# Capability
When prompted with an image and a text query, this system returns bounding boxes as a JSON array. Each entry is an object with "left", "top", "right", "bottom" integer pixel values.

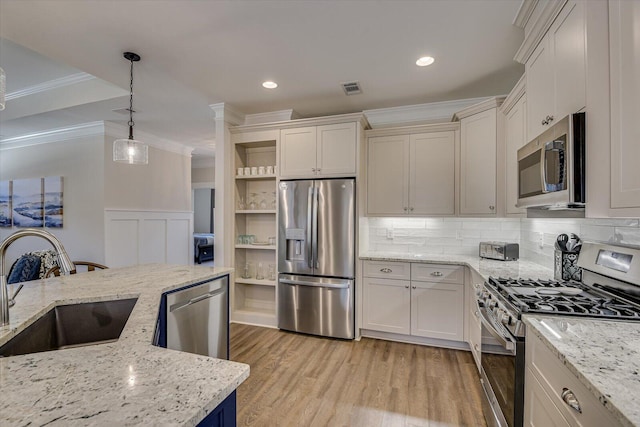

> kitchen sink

[{"left": 0, "top": 298, "right": 138, "bottom": 357}]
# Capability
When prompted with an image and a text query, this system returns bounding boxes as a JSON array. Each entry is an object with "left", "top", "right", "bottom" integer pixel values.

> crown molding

[
  {"left": 513, "top": 0, "right": 538, "bottom": 29},
  {"left": 5, "top": 72, "right": 96, "bottom": 100},
  {"left": 366, "top": 121, "right": 460, "bottom": 138},
  {"left": 243, "top": 109, "right": 302, "bottom": 125},
  {"left": 514, "top": 0, "right": 568, "bottom": 64},
  {"left": 364, "top": 97, "right": 490, "bottom": 128},
  {"left": 501, "top": 75, "right": 526, "bottom": 114},
  {"left": 452, "top": 96, "right": 507, "bottom": 121},
  {"left": 0, "top": 121, "right": 105, "bottom": 150},
  {"left": 230, "top": 112, "right": 369, "bottom": 133},
  {"left": 104, "top": 122, "right": 194, "bottom": 157},
  {"left": 209, "top": 102, "right": 245, "bottom": 126}
]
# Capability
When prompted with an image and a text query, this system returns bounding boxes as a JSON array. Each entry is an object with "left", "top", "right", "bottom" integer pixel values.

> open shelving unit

[{"left": 232, "top": 137, "right": 278, "bottom": 327}]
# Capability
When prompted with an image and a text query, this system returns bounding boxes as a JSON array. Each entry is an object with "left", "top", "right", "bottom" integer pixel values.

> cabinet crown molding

[
  {"left": 501, "top": 75, "right": 526, "bottom": 114},
  {"left": 513, "top": 0, "right": 538, "bottom": 29},
  {"left": 230, "top": 112, "right": 369, "bottom": 133},
  {"left": 365, "top": 121, "right": 459, "bottom": 138},
  {"left": 514, "top": 0, "right": 568, "bottom": 64},
  {"left": 452, "top": 96, "right": 506, "bottom": 121},
  {"left": 243, "top": 109, "right": 302, "bottom": 125}
]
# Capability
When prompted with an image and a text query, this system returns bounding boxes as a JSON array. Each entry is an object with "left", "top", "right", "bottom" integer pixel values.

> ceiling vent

[{"left": 341, "top": 81, "right": 362, "bottom": 96}]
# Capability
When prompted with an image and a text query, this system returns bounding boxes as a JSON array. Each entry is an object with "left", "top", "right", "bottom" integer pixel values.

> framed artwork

[
  {"left": 12, "top": 178, "right": 43, "bottom": 227},
  {"left": 44, "top": 176, "right": 64, "bottom": 228},
  {"left": 0, "top": 180, "right": 11, "bottom": 227}
]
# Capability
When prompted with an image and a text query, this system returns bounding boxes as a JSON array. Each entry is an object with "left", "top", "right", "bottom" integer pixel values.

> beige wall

[
  {"left": 0, "top": 135, "right": 106, "bottom": 265},
  {"left": 104, "top": 138, "right": 192, "bottom": 211},
  {"left": 192, "top": 166, "right": 215, "bottom": 184}
]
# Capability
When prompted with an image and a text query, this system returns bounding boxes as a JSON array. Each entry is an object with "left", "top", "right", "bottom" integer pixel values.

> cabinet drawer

[
  {"left": 527, "top": 332, "right": 617, "bottom": 427},
  {"left": 411, "top": 264, "right": 464, "bottom": 284},
  {"left": 363, "top": 261, "right": 411, "bottom": 280}
]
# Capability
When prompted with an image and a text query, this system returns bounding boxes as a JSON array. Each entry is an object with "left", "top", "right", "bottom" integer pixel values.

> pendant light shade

[
  {"left": 0, "top": 67, "right": 6, "bottom": 111},
  {"left": 113, "top": 52, "right": 147, "bottom": 165}
]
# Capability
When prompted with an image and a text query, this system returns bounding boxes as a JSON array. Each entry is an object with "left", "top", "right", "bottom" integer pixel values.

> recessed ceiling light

[
  {"left": 416, "top": 56, "right": 435, "bottom": 67},
  {"left": 262, "top": 81, "right": 278, "bottom": 89}
]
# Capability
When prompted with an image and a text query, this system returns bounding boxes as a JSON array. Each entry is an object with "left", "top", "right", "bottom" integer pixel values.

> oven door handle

[{"left": 476, "top": 301, "right": 516, "bottom": 353}]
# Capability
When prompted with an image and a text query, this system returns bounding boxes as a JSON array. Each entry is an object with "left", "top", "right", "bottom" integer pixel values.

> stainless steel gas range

[{"left": 476, "top": 242, "right": 640, "bottom": 427}]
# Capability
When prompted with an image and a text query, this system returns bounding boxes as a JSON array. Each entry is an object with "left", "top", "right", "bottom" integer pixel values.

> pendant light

[
  {"left": 113, "top": 52, "right": 148, "bottom": 164},
  {"left": 0, "top": 67, "right": 6, "bottom": 111}
]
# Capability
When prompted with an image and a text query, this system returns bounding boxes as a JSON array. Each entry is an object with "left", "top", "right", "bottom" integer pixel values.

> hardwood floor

[{"left": 230, "top": 323, "right": 488, "bottom": 427}]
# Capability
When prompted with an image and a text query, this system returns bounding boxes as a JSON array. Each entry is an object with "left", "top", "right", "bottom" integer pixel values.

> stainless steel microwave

[{"left": 516, "top": 112, "right": 585, "bottom": 209}]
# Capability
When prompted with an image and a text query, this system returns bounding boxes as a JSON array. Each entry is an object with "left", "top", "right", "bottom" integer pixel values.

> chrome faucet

[{"left": 0, "top": 228, "right": 75, "bottom": 327}]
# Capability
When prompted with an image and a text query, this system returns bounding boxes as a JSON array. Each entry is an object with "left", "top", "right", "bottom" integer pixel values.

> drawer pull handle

[
  {"left": 380, "top": 268, "right": 393, "bottom": 273},
  {"left": 474, "top": 344, "right": 479, "bottom": 351},
  {"left": 561, "top": 388, "right": 582, "bottom": 414},
  {"left": 474, "top": 311, "right": 480, "bottom": 318},
  {"left": 431, "top": 272, "right": 443, "bottom": 277},
  {"left": 405, "top": 285, "right": 410, "bottom": 289}
]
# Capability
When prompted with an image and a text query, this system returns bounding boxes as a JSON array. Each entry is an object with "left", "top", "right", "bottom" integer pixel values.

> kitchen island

[{"left": 0, "top": 264, "right": 249, "bottom": 426}]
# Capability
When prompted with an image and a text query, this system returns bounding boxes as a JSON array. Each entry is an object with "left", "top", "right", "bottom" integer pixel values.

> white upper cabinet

[
  {"left": 280, "top": 122, "right": 357, "bottom": 178},
  {"left": 280, "top": 127, "right": 317, "bottom": 178},
  {"left": 366, "top": 128, "right": 456, "bottom": 216},
  {"left": 502, "top": 79, "right": 527, "bottom": 217},
  {"left": 460, "top": 108, "right": 498, "bottom": 215},
  {"left": 609, "top": 0, "right": 640, "bottom": 209},
  {"left": 367, "top": 135, "right": 409, "bottom": 216},
  {"left": 525, "top": 0, "right": 586, "bottom": 140}
]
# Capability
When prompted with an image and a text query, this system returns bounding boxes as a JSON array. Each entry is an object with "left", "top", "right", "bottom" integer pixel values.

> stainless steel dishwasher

[{"left": 165, "top": 276, "right": 228, "bottom": 359}]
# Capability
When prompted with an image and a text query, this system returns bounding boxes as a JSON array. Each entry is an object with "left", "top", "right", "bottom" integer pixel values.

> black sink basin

[{"left": 0, "top": 298, "right": 138, "bottom": 357}]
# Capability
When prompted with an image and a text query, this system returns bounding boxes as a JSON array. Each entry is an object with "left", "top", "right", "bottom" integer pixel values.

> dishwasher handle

[{"left": 170, "top": 287, "right": 226, "bottom": 312}]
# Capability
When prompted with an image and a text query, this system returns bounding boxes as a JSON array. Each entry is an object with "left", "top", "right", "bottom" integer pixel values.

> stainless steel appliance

[
  {"left": 516, "top": 112, "right": 585, "bottom": 210},
  {"left": 479, "top": 242, "right": 519, "bottom": 261},
  {"left": 477, "top": 242, "right": 640, "bottom": 427},
  {"left": 277, "top": 178, "right": 355, "bottom": 339},
  {"left": 166, "top": 276, "right": 229, "bottom": 359}
]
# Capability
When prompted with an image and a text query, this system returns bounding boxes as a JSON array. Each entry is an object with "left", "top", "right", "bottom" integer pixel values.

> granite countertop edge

[
  {"left": 523, "top": 315, "right": 639, "bottom": 427},
  {"left": 0, "top": 264, "right": 248, "bottom": 427}
]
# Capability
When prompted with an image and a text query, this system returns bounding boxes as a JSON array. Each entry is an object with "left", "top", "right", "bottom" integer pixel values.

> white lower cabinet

[
  {"left": 525, "top": 331, "right": 618, "bottom": 427},
  {"left": 362, "top": 261, "right": 465, "bottom": 343}
]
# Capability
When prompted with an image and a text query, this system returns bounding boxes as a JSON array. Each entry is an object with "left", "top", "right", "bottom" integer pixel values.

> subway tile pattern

[{"left": 362, "top": 217, "right": 640, "bottom": 270}]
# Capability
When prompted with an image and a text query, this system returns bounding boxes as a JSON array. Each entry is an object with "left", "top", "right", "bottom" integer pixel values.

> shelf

[
  {"left": 235, "top": 244, "right": 276, "bottom": 250},
  {"left": 232, "top": 309, "right": 277, "bottom": 327},
  {"left": 235, "top": 174, "right": 276, "bottom": 180},
  {"left": 236, "top": 210, "right": 276, "bottom": 214},
  {"left": 235, "top": 278, "right": 277, "bottom": 287}
]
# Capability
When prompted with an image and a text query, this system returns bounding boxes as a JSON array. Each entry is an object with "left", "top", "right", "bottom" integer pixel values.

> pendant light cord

[{"left": 128, "top": 58, "right": 135, "bottom": 140}]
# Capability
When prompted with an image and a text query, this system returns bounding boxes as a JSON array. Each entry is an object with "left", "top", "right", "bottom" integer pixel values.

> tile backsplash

[{"left": 361, "top": 216, "right": 640, "bottom": 270}]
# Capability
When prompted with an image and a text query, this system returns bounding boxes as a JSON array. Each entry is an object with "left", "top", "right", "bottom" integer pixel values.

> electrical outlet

[
  {"left": 387, "top": 228, "right": 394, "bottom": 239},
  {"left": 538, "top": 232, "right": 545, "bottom": 248}
]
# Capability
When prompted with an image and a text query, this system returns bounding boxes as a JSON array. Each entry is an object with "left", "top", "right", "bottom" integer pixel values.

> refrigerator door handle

[
  {"left": 279, "top": 278, "right": 350, "bottom": 289},
  {"left": 306, "top": 186, "right": 314, "bottom": 269},
  {"left": 312, "top": 186, "right": 319, "bottom": 269}
]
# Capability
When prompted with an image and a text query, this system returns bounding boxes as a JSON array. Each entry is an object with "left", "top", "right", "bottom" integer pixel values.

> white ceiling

[{"left": 0, "top": 0, "right": 524, "bottom": 158}]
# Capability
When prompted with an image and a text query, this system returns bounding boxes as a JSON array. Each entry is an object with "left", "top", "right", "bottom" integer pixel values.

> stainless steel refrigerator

[{"left": 277, "top": 178, "right": 355, "bottom": 339}]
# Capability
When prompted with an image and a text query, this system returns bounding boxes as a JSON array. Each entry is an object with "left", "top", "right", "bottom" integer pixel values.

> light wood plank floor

[{"left": 230, "top": 323, "right": 487, "bottom": 427}]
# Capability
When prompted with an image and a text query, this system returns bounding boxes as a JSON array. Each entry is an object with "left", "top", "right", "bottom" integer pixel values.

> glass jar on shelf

[
  {"left": 259, "top": 191, "right": 268, "bottom": 210},
  {"left": 237, "top": 196, "right": 245, "bottom": 210},
  {"left": 270, "top": 191, "right": 277, "bottom": 209},
  {"left": 248, "top": 193, "right": 258, "bottom": 210},
  {"left": 256, "top": 262, "right": 265, "bottom": 280}
]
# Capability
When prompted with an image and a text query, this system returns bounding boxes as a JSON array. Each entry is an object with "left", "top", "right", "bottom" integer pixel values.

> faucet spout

[{"left": 0, "top": 228, "right": 75, "bottom": 327}]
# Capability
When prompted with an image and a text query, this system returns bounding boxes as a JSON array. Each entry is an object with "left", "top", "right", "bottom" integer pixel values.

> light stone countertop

[
  {"left": 0, "top": 264, "right": 249, "bottom": 427},
  {"left": 524, "top": 316, "right": 640, "bottom": 427},
  {"left": 359, "top": 252, "right": 555, "bottom": 280}
]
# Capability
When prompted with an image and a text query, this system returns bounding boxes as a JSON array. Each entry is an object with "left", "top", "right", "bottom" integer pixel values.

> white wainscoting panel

[{"left": 105, "top": 210, "right": 193, "bottom": 268}]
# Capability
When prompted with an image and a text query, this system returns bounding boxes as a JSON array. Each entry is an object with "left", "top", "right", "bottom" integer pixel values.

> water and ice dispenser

[{"left": 284, "top": 228, "right": 306, "bottom": 262}]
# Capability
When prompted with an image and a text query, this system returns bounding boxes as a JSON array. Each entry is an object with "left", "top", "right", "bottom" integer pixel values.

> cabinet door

[
  {"left": 524, "top": 370, "right": 571, "bottom": 427},
  {"left": 610, "top": 0, "right": 640, "bottom": 209},
  {"left": 367, "top": 135, "right": 409, "bottom": 215},
  {"left": 551, "top": 0, "right": 586, "bottom": 122},
  {"left": 526, "top": 39, "right": 554, "bottom": 140},
  {"left": 460, "top": 108, "right": 497, "bottom": 215},
  {"left": 280, "top": 127, "right": 317, "bottom": 178},
  {"left": 362, "top": 277, "right": 410, "bottom": 334},
  {"left": 410, "top": 281, "right": 464, "bottom": 341},
  {"left": 409, "top": 132, "right": 455, "bottom": 215},
  {"left": 505, "top": 95, "right": 527, "bottom": 216},
  {"left": 316, "top": 122, "right": 357, "bottom": 177}
]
